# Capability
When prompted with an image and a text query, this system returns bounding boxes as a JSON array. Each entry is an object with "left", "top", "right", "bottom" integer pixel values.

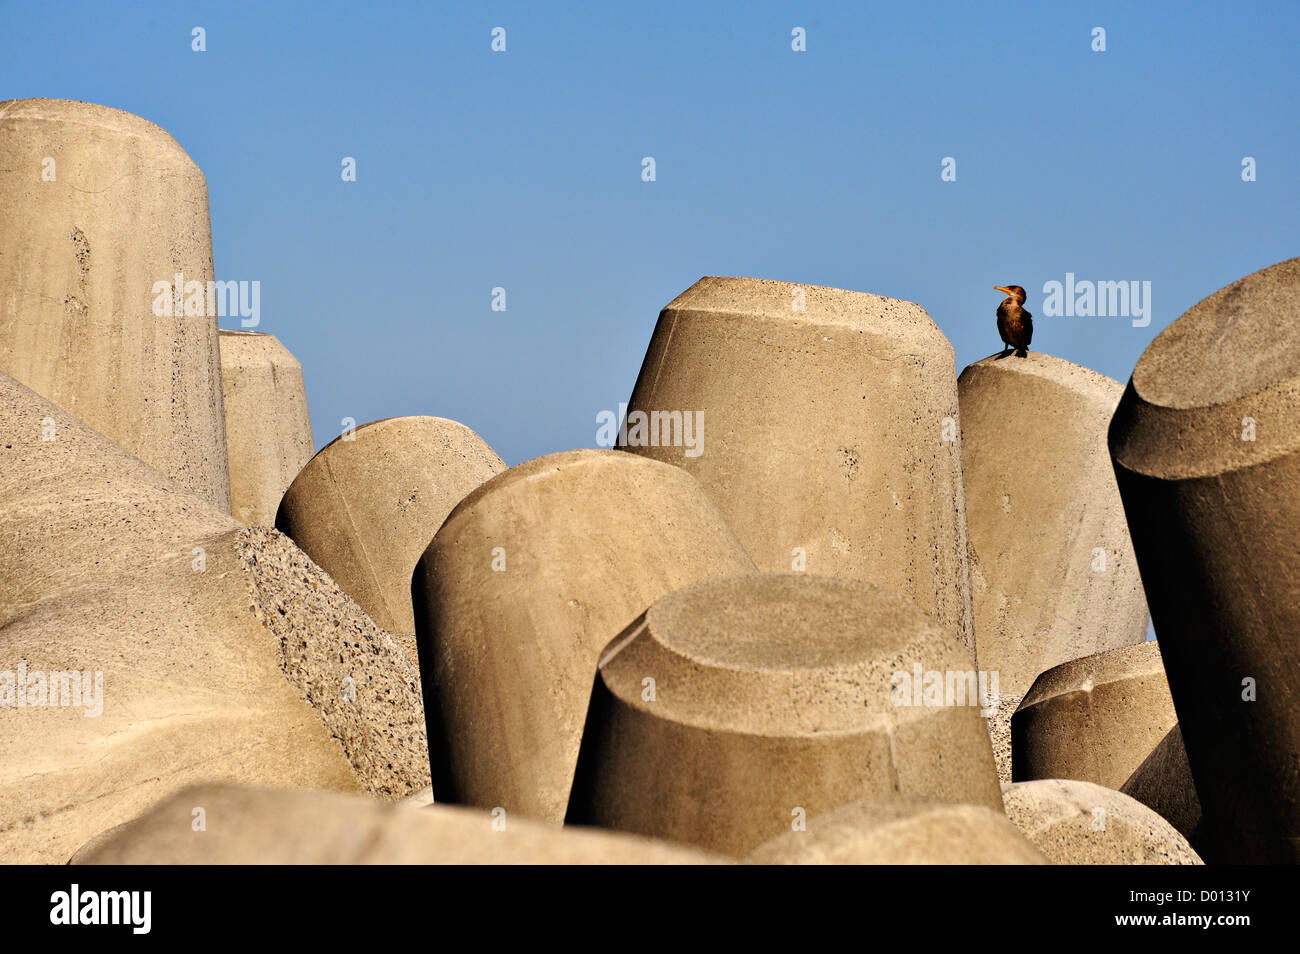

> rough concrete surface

[
  {"left": 1012, "top": 641, "right": 1177, "bottom": 790},
  {"left": 1109, "top": 256, "right": 1300, "bottom": 864},
  {"left": 747, "top": 795, "right": 1048, "bottom": 865},
  {"left": 0, "top": 370, "right": 426, "bottom": 864},
  {"left": 1002, "top": 779, "right": 1202, "bottom": 865},
  {"left": 566, "top": 573, "right": 1003, "bottom": 857},
  {"left": 277, "top": 415, "right": 505, "bottom": 634},
  {"left": 71, "top": 784, "right": 725, "bottom": 864},
  {"left": 0, "top": 98, "right": 230, "bottom": 510},
  {"left": 622, "top": 276, "right": 976, "bottom": 655},
  {"left": 959, "top": 352, "right": 1148, "bottom": 782},
  {"left": 1120, "top": 724, "right": 1202, "bottom": 845},
  {"left": 219, "top": 330, "right": 314, "bottom": 527},
  {"left": 414, "top": 449, "right": 758, "bottom": 823}
]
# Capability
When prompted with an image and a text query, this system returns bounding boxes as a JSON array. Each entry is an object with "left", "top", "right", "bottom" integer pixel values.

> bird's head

[{"left": 995, "top": 285, "right": 1027, "bottom": 303}]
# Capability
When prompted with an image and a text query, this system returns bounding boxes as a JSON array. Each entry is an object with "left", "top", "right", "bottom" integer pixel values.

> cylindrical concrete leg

[
  {"left": 565, "top": 573, "right": 1003, "bottom": 857},
  {"left": 1109, "top": 256, "right": 1300, "bottom": 864},
  {"left": 959, "top": 353, "right": 1148, "bottom": 781},
  {"left": 0, "top": 98, "right": 229, "bottom": 509},
  {"left": 621, "top": 276, "right": 975, "bottom": 653},
  {"left": 747, "top": 796, "right": 1047, "bottom": 864},
  {"left": 1002, "top": 779, "right": 1201, "bottom": 865},
  {"left": 276, "top": 416, "right": 505, "bottom": 634},
  {"left": 1120, "top": 725, "right": 1201, "bottom": 845},
  {"left": 1012, "top": 641, "right": 1176, "bottom": 789},
  {"left": 219, "top": 330, "right": 314, "bottom": 526},
  {"left": 413, "top": 449, "right": 757, "bottom": 823}
]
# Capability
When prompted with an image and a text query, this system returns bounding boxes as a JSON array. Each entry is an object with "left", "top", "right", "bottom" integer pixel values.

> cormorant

[{"left": 994, "top": 285, "right": 1032, "bottom": 358}]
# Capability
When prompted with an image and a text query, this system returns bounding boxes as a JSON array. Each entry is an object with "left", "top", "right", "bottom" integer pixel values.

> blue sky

[{"left": 3, "top": 0, "right": 1297, "bottom": 465}]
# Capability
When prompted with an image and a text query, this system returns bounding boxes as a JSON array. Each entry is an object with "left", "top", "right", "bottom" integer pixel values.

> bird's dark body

[
  {"left": 996, "top": 302, "right": 1033, "bottom": 354},
  {"left": 993, "top": 285, "right": 1032, "bottom": 357}
]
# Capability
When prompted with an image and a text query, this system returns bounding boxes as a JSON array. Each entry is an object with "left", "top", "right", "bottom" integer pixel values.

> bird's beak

[{"left": 994, "top": 286, "right": 1014, "bottom": 296}]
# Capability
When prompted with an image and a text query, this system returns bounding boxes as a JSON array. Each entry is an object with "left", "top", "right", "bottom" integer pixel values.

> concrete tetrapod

[
  {"left": 1108, "top": 256, "right": 1300, "bottom": 864},
  {"left": 747, "top": 796, "right": 1048, "bottom": 865},
  {"left": 565, "top": 574, "right": 1003, "bottom": 858},
  {"left": 1002, "top": 779, "right": 1202, "bottom": 865},
  {"left": 1012, "top": 641, "right": 1177, "bottom": 789},
  {"left": 219, "top": 330, "right": 315, "bottom": 527},
  {"left": 276, "top": 416, "right": 505, "bottom": 636},
  {"left": 0, "top": 371, "right": 427, "bottom": 864},
  {"left": 413, "top": 449, "right": 758, "bottom": 824},
  {"left": 959, "top": 353, "right": 1148, "bottom": 781},
  {"left": 71, "top": 784, "right": 725, "bottom": 865},
  {"left": 0, "top": 98, "right": 229, "bottom": 509},
  {"left": 621, "top": 277, "right": 975, "bottom": 654},
  {"left": 1120, "top": 725, "right": 1202, "bottom": 845}
]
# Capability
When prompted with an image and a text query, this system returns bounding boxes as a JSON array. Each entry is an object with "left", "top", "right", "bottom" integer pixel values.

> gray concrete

[
  {"left": 1109, "top": 255, "right": 1300, "bottom": 863},
  {"left": 0, "top": 98, "right": 229, "bottom": 509}
]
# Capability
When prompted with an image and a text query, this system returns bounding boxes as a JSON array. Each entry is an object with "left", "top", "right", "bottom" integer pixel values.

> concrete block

[
  {"left": 70, "top": 784, "right": 725, "bottom": 864},
  {"left": 747, "top": 796, "right": 1047, "bottom": 864},
  {"left": 566, "top": 573, "right": 1003, "bottom": 857},
  {"left": 621, "top": 277, "right": 975, "bottom": 653},
  {"left": 276, "top": 416, "right": 505, "bottom": 634},
  {"left": 0, "top": 98, "right": 229, "bottom": 509},
  {"left": 0, "top": 371, "right": 426, "bottom": 864},
  {"left": 1109, "top": 256, "right": 1300, "bottom": 863},
  {"left": 413, "top": 449, "right": 757, "bottom": 823},
  {"left": 1012, "top": 641, "right": 1176, "bottom": 790},
  {"left": 959, "top": 352, "right": 1148, "bottom": 781},
  {"left": 219, "top": 330, "right": 314, "bottom": 526},
  {"left": 1003, "top": 779, "right": 1202, "bottom": 865}
]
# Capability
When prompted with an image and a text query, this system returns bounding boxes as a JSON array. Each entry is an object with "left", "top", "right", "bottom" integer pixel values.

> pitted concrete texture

[
  {"left": 219, "top": 330, "right": 314, "bottom": 527},
  {"left": 70, "top": 784, "right": 725, "bottom": 864},
  {"left": 1002, "top": 779, "right": 1202, "bottom": 865},
  {"left": 1120, "top": 724, "right": 1202, "bottom": 845},
  {"left": 0, "top": 371, "right": 426, "bottom": 864},
  {"left": 0, "top": 98, "right": 229, "bottom": 510},
  {"left": 1109, "top": 256, "right": 1300, "bottom": 864},
  {"left": 747, "top": 795, "right": 1048, "bottom": 865},
  {"left": 959, "top": 352, "right": 1148, "bottom": 782},
  {"left": 621, "top": 277, "right": 975, "bottom": 654},
  {"left": 277, "top": 416, "right": 505, "bottom": 634},
  {"left": 565, "top": 573, "right": 1003, "bottom": 858},
  {"left": 414, "top": 449, "right": 757, "bottom": 824},
  {"left": 1012, "top": 641, "right": 1177, "bottom": 791}
]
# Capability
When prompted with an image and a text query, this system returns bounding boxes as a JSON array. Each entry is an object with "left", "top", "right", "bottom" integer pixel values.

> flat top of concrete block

[
  {"left": 664, "top": 275, "right": 950, "bottom": 346},
  {"left": 960, "top": 351, "right": 1123, "bottom": 406},
  {"left": 0, "top": 98, "right": 198, "bottom": 169},
  {"left": 1134, "top": 256, "right": 1300, "bottom": 409},
  {"left": 1017, "top": 640, "right": 1164, "bottom": 711},
  {"left": 600, "top": 572, "right": 970, "bottom": 734},
  {"left": 641, "top": 572, "right": 928, "bottom": 672}
]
